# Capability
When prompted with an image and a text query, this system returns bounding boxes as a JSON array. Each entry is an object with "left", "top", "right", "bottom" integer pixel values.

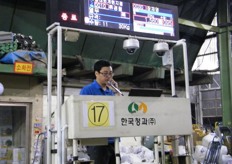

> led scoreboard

[
  {"left": 133, "top": 3, "right": 175, "bottom": 37},
  {"left": 47, "top": 0, "right": 179, "bottom": 40},
  {"left": 84, "top": 0, "right": 131, "bottom": 31}
]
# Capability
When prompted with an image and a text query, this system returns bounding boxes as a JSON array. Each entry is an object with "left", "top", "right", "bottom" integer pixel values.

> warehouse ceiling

[{"left": 0, "top": 0, "right": 219, "bottom": 87}]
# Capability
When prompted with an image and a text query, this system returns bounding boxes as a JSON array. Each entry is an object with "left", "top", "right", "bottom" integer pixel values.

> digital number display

[
  {"left": 47, "top": 0, "right": 179, "bottom": 40},
  {"left": 132, "top": 3, "right": 175, "bottom": 37},
  {"left": 56, "top": 0, "right": 81, "bottom": 24},
  {"left": 84, "top": 0, "right": 131, "bottom": 31}
]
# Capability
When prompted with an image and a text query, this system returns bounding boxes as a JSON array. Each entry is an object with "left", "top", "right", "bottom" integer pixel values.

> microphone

[{"left": 107, "top": 81, "right": 124, "bottom": 96}]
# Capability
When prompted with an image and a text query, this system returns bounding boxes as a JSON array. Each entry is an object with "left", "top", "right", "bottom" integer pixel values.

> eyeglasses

[{"left": 99, "top": 72, "right": 114, "bottom": 77}]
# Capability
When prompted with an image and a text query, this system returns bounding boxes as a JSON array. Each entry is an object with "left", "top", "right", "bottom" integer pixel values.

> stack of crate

[{"left": 0, "top": 31, "right": 17, "bottom": 59}]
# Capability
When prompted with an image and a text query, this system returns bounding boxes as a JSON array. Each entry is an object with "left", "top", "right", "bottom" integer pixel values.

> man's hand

[
  {"left": 108, "top": 79, "right": 118, "bottom": 88},
  {"left": 107, "top": 79, "right": 121, "bottom": 95}
]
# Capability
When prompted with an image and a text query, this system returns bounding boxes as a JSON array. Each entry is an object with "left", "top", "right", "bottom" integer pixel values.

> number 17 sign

[{"left": 82, "top": 101, "right": 115, "bottom": 128}]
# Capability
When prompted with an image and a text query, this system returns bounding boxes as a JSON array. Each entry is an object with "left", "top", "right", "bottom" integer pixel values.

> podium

[{"left": 62, "top": 95, "right": 192, "bottom": 139}]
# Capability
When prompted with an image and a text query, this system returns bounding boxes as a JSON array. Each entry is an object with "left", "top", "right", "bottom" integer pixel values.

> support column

[{"left": 217, "top": 0, "right": 232, "bottom": 127}]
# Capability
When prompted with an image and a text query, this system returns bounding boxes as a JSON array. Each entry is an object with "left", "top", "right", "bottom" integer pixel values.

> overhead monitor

[
  {"left": 46, "top": 0, "right": 179, "bottom": 40},
  {"left": 132, "top": 1, "right": 176, "bottom": 38},
  {"left": 84, "top": 0, "right": 131, "bottom": 31}
]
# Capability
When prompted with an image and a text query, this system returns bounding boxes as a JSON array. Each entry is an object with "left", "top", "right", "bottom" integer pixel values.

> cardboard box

[
  {"left": 12, "top": 148, "right": 25, "bottom": 162},
  {"left": 0, "top": 148, "right": 12, "bottom": 160}
]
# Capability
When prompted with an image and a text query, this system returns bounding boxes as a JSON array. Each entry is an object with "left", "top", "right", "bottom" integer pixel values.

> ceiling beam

[
  {"left": 178, "top": 18, "right": 220, "bottom": 33},
  {"left": 113, "top": 63, "right": 134, "bottom": 78},
  {"left": 132, "top": 68, "right": 165, "bottom": 82}
]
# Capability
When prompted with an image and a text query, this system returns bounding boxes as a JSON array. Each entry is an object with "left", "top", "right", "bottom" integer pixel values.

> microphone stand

[
  {"left": 108, "top": 82, "right": 124, "bottom": 96},
  {"left": 111, "top": 85, "right": 124, "bottom": 96},
  {"left": 108, "top": 81, "right": 123, "bottom": 164}
]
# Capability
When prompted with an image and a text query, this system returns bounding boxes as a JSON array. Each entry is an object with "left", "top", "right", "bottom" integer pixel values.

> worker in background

[{"left": 80, "top": 59, "right": 120, "bottom": 164}]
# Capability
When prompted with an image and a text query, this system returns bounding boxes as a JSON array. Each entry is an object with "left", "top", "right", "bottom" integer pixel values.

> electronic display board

[
  {"left": 46, "top": 0, "right": 179, "bottom": 40},
  {"left": 84, "top": 0, "right": 131, "bottom": 31},
  {"left": 46, "top": 0, "right": 81, "bottom": 27},
  {"left": 133, "top": 3, "right": 175, "bottom": 37}
]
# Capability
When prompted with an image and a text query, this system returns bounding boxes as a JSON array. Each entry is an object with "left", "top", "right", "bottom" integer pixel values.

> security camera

[
  {"left": 153, "top": 42, "right": 169, "bottom": 57},
  {"left": 123, "top": 38, "right": 140, "bottom": 55}
]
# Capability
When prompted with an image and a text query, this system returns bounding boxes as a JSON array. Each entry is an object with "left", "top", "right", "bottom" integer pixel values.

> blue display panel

[{"left": 84, "top": 0, "right": 131, "bottom": 31}]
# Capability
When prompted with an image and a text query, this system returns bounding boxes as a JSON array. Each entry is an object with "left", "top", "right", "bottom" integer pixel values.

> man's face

[{"left": 95, "top": 66, "right": 113, "bottom": 85}]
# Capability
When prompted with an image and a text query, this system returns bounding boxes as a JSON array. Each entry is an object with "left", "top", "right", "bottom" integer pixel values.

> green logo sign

[{"left": 128, "top": 102, "right": 148, "bottom": 114}]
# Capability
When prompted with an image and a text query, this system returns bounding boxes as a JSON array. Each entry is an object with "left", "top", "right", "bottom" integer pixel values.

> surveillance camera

[
  {"left": 153, "top": 42, "right": 169, "bottom": 57},
  {"left": 123, "top": 38, "right": 140, "bottom": 55}
]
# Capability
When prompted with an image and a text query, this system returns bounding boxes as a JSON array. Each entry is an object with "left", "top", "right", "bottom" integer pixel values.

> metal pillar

[
  {"left": 218, "top": 0, "right": 232, "bottom": 127},
  {"left": 171, "top": 40, "right": 192, "bottom": 164}
]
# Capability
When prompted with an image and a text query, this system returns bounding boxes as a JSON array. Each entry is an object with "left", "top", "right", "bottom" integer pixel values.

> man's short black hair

[{"left": 94, "top": 60, "right": 112, "bottom": 72}]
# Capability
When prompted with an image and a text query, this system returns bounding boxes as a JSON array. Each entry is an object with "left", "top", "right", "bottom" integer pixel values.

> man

[
  {"left": 80, "top": 59, "right": 119, "bottom": 164},
  {"left": 80, "top": 59, "right": 118, "bottom": 96}
]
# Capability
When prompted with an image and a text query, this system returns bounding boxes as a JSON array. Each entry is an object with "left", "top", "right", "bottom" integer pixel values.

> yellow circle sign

[{"left": 87, "top": 102, "right": 110, "bottom": 127}]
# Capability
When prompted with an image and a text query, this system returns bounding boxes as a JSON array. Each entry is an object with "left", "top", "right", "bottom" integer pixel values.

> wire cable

[
  {"left": 9, "top": 0, "right": 18, "bottom": 31},
  {"left": 32, "top": 132, "right": 46, "bottom": 164}
]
